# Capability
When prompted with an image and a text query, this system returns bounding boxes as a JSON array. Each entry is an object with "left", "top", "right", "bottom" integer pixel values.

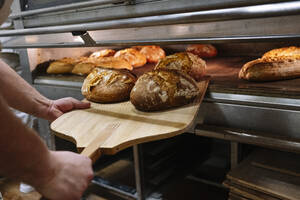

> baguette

[{"left": 239, "top": 46, "right": 300, "bottom": 81}]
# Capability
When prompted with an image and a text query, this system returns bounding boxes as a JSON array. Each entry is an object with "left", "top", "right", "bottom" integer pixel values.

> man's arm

[
  {"left": 0, "top": 59, "right": 90, "bottom": 121},
  {"left": 0, "top": 93, "right": 93, "bottom": 200}
]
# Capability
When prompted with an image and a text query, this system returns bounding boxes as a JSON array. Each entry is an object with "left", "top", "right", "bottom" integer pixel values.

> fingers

[{"left": 69, "top": 98, "right": 90, "bottom": 109}]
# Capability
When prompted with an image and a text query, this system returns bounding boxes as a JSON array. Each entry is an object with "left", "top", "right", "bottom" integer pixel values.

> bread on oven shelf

[{"left": 239, "top": 46, "right": 300, "bottom": 82}]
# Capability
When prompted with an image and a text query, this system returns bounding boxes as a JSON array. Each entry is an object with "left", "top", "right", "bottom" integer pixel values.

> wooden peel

[
  {"left": 50, "top": 79, "right": 209, "bottom": 162},
  {"left": 40, "top": 79, "right": 208, "bottom": 200}
]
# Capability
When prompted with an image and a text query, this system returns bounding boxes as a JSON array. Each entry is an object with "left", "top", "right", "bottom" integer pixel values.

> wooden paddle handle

[
  {"left": 40, "top": 143, "right": 102, "bottom": 200},
  {"left": 80, "top": 140, "right": 102, "bottom": 164}
]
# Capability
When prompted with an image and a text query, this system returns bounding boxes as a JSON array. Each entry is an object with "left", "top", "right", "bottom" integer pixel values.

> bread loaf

[
  {"left": 130, "top": 69, "right": 200, "bottom": 111},
  {"left": 239, "top": 46, "right": 300, "bottom": 81},
  {"left": 132, "top": 45, "right": 166, "bottom": 63},
  {"left": 89, "top": 49, "right": 116, "bottom": 58},
  {"left": 154, "top": 52, "right": 206, "bottom": 81},
  {"left": 72, "top": 57, "right": 133, "bottom": 75},
  {"left": 47, "top": 57, "right": 85, "bottom": 74},
  {"left": 114, "top": 48, "right": 147, "bottom": 68},
  {"left": 82, "top": 67, "right": 136, "bottom": 103},
  {"left": 186, "top": 44, "right": 217, "bottom": 58}
]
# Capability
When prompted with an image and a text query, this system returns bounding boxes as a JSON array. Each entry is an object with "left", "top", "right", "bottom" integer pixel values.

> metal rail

[
  {"left": 9, "top": 0, "right": 126, "bottom": 19},
  {"left": 1, "top": 1, "right": 300, "bottom": 37},
  {"left": 3, "top": 34, "right": 300, "bottom": 49},
  {"left": 194, "top": 125, "right": 300, "bottom": 154}
]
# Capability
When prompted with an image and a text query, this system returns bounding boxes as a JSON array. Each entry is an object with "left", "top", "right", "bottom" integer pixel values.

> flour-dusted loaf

[
  {"left": 239, "top": 46, "right": 300, "bottom": 81},
  {"left": 82, "top": 67, "right": 136, "bottom": 103},
  {"left": 130, "top": 69, "right": 200, "bottom": 111},
  {"left": 154, "top": 52, "right": 206, "bottom": 81}
]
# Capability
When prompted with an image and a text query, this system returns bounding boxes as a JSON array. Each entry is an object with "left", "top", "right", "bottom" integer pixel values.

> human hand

[
  {"left": 47, "top": 97, "right": 90, "bottom": 121},
  {"left": 36, "top": 151, "right": 93, "bottom": 200}
]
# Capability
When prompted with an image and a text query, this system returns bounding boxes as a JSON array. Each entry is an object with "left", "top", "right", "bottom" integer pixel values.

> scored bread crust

[
  {"left": 135, "top": 45, "right": 166, "bottom": 63},
  {"left": 262, "top": 46, "right": 300, "bottom": 61},
  {"left": 82, "top": 68, "right": 136, "bottom": 103},
  {"left": 114, "top": 48, "right": 147, "bottom": 68},
  {"left": 239, "top": 58, "right": 300, "bottom": 81},
  {"left": 154, "top": 52, "right": 206, "bottom": 81},
  {"left": 130, "top": 69, "right": 200, "bottom": 111},
  {"left": 239, "top": 46, "right": 300, "bottom": 81},
  {"left": 89, "top": 49, "right": 116, "bottom": 59},
  {"left": 72, "top": 57, "right": 133, "bottom": 75}
]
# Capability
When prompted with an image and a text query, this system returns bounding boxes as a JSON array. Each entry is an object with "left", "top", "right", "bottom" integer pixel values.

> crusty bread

[
  {"left": 114, "top": 48, "right": 147, "bottom": 68},
  {"left": 91, "top": 57, "right": 133, "bottom": 70},
  {"left": 47, "top": 57, "right": 85, "bottom": 74},
  {"left": 262, "top": 46, "right": 300, "bottom": 61},
  {"left": 72, "top": 57, "right": 133, "bottom": 75},
  {"left": 130, "top": 69, "right": 200, "bottom": 111},
  {"left": 186, "top": 44, "right": 217, "bottom": 58},
  {"left": 132, "top": 45, "right": 166, "bottom": 63},
  {"left": 239, "top": 46, "right": 300, "bottom": 81},
  {"left": 154, "top": 52, "right": 206, "bottom": 81},
  {"left": 89, "top": 49, "right": 116, "bottom": 59},
  {"left": 82, "top": 67, "right": 136, "bottom": 103},
  {"left": 72, "top": 61, "right": 96, "bottom": 75}
]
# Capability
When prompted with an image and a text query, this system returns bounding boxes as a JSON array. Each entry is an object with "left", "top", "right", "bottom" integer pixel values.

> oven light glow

[{"left": 73, "top": 36, "right": 84, "bottom": 43}]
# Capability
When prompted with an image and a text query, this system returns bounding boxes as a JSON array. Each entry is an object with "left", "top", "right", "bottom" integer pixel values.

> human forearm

[
  {"left": 0, "top": 93, "right": 54, "bottom": 186},
  {"left": 0, "top": 59, "right": 51, "bottom": 119}
]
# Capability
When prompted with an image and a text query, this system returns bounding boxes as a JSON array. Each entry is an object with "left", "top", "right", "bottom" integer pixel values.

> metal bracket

[
  {"left": 72, "top": 31, "right": 96, "bottom": 46},
  {"left": 126, "top": 0, "right": 136, "bottom": 5}
]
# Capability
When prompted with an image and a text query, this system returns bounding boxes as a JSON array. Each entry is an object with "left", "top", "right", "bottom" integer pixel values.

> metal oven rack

[{"left": 2, "top": 0, "right": 300, "bottom": 199}]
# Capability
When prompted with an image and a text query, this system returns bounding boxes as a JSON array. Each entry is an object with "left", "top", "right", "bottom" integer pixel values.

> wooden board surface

[
  {"left": 250, "top": 149, "right": 300, "bottom": 177},
  {"left": 226, "top": 152, "right": 300, "bottom": 200},
  {"left": 224, "top": 180, "right": 280, "bottom": 200},
  {"left": 51, "top": 79, "right": 209, "bottom": 155}
]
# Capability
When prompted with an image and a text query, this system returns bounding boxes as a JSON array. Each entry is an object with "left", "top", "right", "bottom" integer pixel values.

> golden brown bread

[
  {"left": 239, "top": 46, "right": 300, "bottom": 81},
  {"left": 154, "top": 52, "right": 206, "bottom": 81},
  {"left": 186, "top": 44, "right": 217, "bottom": 58},
  {"left": 262, "top": 46, "right": 300, "bottom": 61},
  {"left": 132, "top": 45, "right": 166, "bottom": 63},
  {"left": 114, "top": 48, "right": 147, "bottom": 68},
  {"left": 72, "top": 57, "right": 133, "bottom": 75},
  {"left": 47, "top": 57, "right": 85, "bottom": 74},
  {"left": 89, "top": 49, "right": 116, "bottom": 59},
  {"left": 130, "top": 69, "right": 200, "bottom": 111},
  {"left": 82, "top": 67, "right": 136, "bottom": 103}
]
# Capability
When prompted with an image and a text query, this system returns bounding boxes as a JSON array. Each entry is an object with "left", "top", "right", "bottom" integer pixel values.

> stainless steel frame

[
  {"left": 9, "top": 0, "right": 127, "bottom": 19},
  {"left": 2, "top": 1, "right": 300, "bottom": 37},
  {"left": 3, "top": 0, "right": 300, "bottom": 199}
]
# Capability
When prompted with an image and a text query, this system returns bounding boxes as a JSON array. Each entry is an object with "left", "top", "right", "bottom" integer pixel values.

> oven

[{"left": 1, "top": 0, "right": 300, "bottom": 199}]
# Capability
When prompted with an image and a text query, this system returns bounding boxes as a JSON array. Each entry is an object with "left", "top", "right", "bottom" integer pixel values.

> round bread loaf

[
  {"left": 130, "top": 69, "right": 200, "bottom": 111},
  {"left": 82, "top": 67, "right": 136, "bottom": 103},
  {"left": 114, "top": 48, "right": 147, "bottom": 68},
  {"left": 154, "top": 52, "right": 206, "bottom": 81},
  {"left": 186, "top": 44, "right": 217, "bottom": 58}
]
